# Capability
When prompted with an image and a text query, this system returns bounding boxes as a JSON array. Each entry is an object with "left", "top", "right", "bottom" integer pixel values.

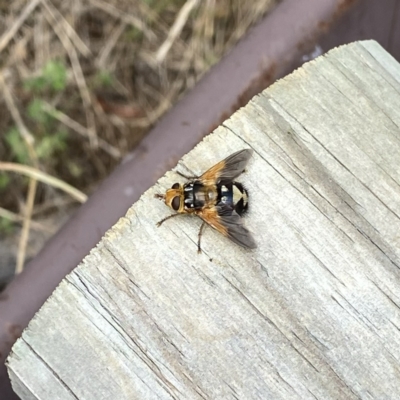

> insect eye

[
  {"left": 171, "top": 183, "right": 180, "bottom": 189},
  {"left": 171, "top": 196, "right": 180, "bottom": 211}
]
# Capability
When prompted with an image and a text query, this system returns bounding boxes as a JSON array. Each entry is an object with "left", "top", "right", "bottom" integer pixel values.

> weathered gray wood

[{"left": 7, "top": 40, "right": 400, "bottom": 399}]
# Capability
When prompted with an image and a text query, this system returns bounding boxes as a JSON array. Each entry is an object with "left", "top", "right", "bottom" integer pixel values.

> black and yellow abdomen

[{"left": 217, "top": 182, "right": 248, "bottom": 215}]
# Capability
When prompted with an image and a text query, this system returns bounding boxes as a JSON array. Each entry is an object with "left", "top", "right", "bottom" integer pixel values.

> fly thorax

[
  {"left": 183, "top": 182, "right": 195, "bottom": 209},
  {"left": 184, "top": 181, "right": 207, "bottom": 210},
  {"left": 192, "top": 182, "right": 209, "bottom": 209},
  {"left": 207, "top": 188, "right": 216, "bottom": 202}
]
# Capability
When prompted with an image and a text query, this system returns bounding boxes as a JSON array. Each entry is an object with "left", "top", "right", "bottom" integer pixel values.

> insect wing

[
  {"left": 200, "top": 149, "right": 253, "bottom": 185},
  {"left": 199, "top": 205, "right": 256, "bottom": 249},
  {"left": 217, "top": 205, "right": 257, "bottom": 249}
]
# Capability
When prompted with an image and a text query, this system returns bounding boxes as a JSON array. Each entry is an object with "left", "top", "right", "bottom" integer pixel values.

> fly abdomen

[{"left": 217, "top": 182, "right": 248, "bottom": 215}]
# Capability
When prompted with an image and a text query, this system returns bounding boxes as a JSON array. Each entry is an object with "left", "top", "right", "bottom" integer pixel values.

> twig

[
  {"left": 96, "top": 21, "right": 127, "bottom": 68},
  {"left": 88, "top": 0, "right": 156, "bottom": 41},
  {"left": 125, "top": 79, "right": 184, "bottom": 128},
  {"left": 40, "top": 0, "right": 92, "bottom": 58},
  {"left": 204, "top": 0, "right": 216, "bottom": 40},
  {"left": 42, "top": 3, "right": 98, "bottom": 148},
  {"left": 31, "top": 195, "right": 76, "bottom": 216},
  {"left": 70, "top": 47, "right": 98, "bottom": 147},
  {"left": 0, "top": 206, "right": 53, "bottom": 233},
  {"left": 16, "top": 177, "right": 37, "bottom": 274},
  {"left": 0, "top": 71, "right": 39, "bottom": 274},
  {"left": 155, "top": 0, "right": 200, "bottom": 64},
  {"left": 0, "top": 162, "right": 88, "bottom": 203},
  {"left": 0, "top": 0, "right": 41, "bottom": 54},
  {"left": 34, "top": 11, "right": 47, "bottom": 70},
  {"left": 42, "top": 101, "right": 121, "bottom": 159},
  {"left": 0, "top": 72, "right": 35, "bottom": 154}
]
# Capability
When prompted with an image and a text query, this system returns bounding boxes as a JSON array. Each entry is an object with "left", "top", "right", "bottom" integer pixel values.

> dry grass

[{"left": 0, "top": 0, "right": 278, "bottom": 278}]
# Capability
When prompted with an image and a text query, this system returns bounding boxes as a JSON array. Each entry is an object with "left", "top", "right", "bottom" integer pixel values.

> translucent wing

[
  {"left": 200, "top": 149, "right": 253, "bottom": 186},
  {"left": 199, "top": 205, "right": 257, "bottom": 249}
]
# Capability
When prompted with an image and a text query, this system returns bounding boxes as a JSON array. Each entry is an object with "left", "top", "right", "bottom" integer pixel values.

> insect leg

[
  {"left": 175, "top": 170, "right": 198, "bottom": 180},
  {"left": 156, "top": 213, "right": 181, "bottom": 227},
  {"left": 197, "top": 221, "right": 207, "bottom": 254}
]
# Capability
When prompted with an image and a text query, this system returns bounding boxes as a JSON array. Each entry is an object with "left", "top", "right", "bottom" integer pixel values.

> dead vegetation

[{"left": 0, "top": 0, "right": 278, "bottom": 280}]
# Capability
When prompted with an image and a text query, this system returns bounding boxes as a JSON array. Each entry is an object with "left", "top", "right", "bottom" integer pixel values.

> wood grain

[{"left": 7, "top": 40, "right": 400, "bottom": 399}]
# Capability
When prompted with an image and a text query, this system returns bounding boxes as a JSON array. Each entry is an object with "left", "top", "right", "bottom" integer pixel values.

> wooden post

[{"left": 7, "top": 40, "right": 400, "bottom": 399}]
